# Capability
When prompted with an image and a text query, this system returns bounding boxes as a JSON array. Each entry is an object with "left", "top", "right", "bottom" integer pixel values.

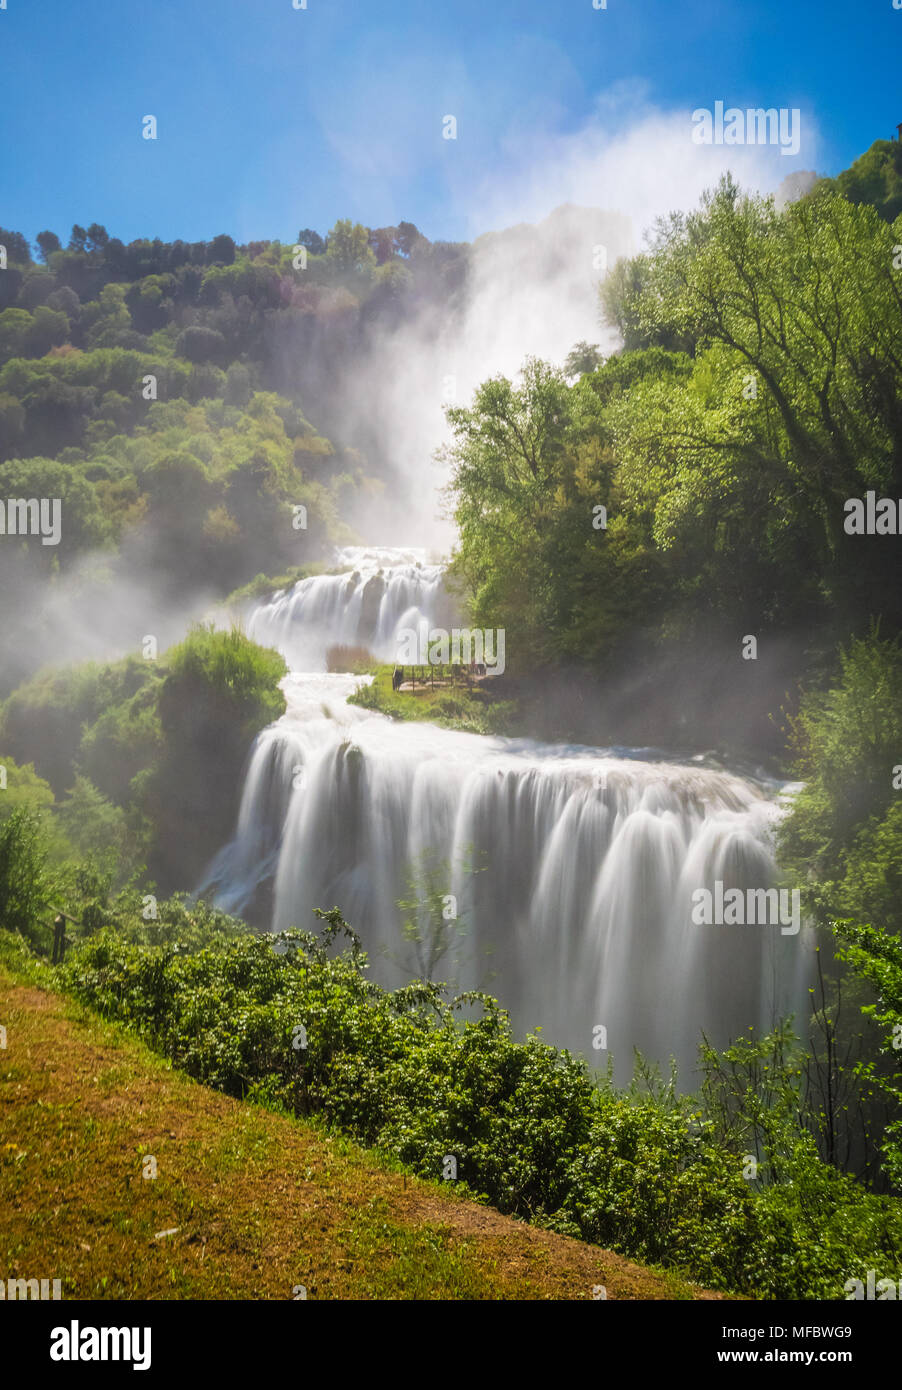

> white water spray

[
  {"left": 208, "top": 549, "right": 811, "bottom": 1080},
  {"left": 247, "top": 546, "right": 447, "bottom": 669}
]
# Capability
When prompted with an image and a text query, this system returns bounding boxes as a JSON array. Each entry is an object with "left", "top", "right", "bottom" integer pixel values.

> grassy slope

[{"left": 0, "top": 958, "right": 722, "bottom": 1301}]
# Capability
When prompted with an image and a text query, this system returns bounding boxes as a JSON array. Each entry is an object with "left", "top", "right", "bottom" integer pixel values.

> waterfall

[
  {"left": 246, "top": 546, "right": 447, "bottom": 670},
  {"left": 206, "top": 549, "right": 811, "bottom": 1082}
]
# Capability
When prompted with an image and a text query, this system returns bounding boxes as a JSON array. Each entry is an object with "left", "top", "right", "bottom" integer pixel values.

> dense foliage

[
  {"left": 0, "top": 809, "right": 49, "bottom": 945},
  {"left": 444, "top": 170, "right": 902, "bottom": 753},
  {"left": 0, "top": 624, "right": 286, "bottom": 893},
  {"left": 833, "top": 919, "right": 902, "bottom": 1188},
  {"left": 830, "top": 138, "right": 902, "bottom": 224},
  {"left": 779, "top": 630, "right": 902, "bottom": 934},
  {"left": 0, "top": 217, "right": 470, "bottom": 695},
  {"left": 50, "top": 908, "right": 902, "bottom": 1300}
]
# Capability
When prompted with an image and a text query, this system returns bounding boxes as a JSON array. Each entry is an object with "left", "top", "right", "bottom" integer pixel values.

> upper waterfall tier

[{"left": 246, "top": 546, "right": 448, "bottom": 670}]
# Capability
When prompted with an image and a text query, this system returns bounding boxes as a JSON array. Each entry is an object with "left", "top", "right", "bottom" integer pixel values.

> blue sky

[{"left": 1, "top": 0, "right": 900, "bottom": 249}]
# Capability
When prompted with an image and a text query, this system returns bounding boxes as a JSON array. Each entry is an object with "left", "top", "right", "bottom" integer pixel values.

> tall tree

[
  {"left": 325, "top": 219, "right": 375, "bottom": 274},
  {"left": 0, "top": 228, "right": 32, "bottom": 264},
  {"left": 86, "top": 223, "right": 110, "bottom": 253},
  {"left": 35, "top": 230, "right": 61, "bottom": 263},
  {"left": 207, "top": 233, "right": 236, "bottom": 266},
  {"left": 297, "top": 228, "right": 326, "bottom": 256}
]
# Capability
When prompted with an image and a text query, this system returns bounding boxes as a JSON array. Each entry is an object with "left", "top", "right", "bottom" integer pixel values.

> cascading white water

[
  {"left": 207, "top": 548, "right": 811, "bottom": 1081},
  {"left": 247, "top": 546, "right": 446, "bottom": 670}
]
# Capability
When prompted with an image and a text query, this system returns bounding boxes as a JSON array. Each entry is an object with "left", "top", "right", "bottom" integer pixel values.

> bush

[
  {"left": 778, "top": 629, "right": 902, "bottom": 928},
  {"left": 0, "top": 809, "right": 50, "bottom": 948},
  {"left": 144, "top": 624, "right": 287, "bottom": 890},
  {"left": 56, "top": 906, "right": 902, "bottom": 1298}
]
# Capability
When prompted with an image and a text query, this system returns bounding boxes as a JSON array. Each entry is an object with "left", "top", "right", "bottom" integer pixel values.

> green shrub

[
  {"left": 56, "top": 906, "right": 902, "bottom": 1298},
  {"left": 0, "top": 809, "right": 51, "bottom": 949}
]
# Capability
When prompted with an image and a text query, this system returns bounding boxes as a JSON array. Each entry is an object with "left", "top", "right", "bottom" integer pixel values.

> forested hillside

[
  {"left": 443, "top": 149, "right": 902, "bottom": 757},
  {"left": 0, "top": 217, "right": 469, "bottom": 693}
]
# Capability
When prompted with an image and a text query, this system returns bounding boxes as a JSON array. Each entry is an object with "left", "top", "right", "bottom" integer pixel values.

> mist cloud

[{"left": 330, "top": 92, "right": 821, "bottom": 549}]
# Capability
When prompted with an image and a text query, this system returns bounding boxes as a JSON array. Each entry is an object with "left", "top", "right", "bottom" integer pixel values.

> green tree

[
  {"left": 0, "top": 809, "right": 49, "bottom": 945},
  {"left": 207, "top": 233, "right": 236, "bottom": 266},
  {"left": 563, "top": 341, "right": 603, "bottom": 378},
  {"left": 297, "top": 228, "right": 326, "bottom": 256},
  {"left": 325, "top": 220, "right": 376, "bottom": 275},
  {"left": 396, "top": 221, "right": 422, "bottom": 256},
  {"left": 0, "top": 757, "right": 55, "bottom": 820},
  {"left": 388, "top": 847, "right": 485, "bottom": 989},
  {"left": 0, "top": 228, "right": 32, "bottom": 264},
  {"left": 145, "top": 625, "right": 287, "bottom": 890},
  {"left": 605, "top": 180, "right": 902, "bottom": 631},
  {"left": 57, "top": 775, "right": 130, "bottom": 870},
  {"left": 24, "top": 305, "right": 69, "bottom": 356},
  {"left": 0, "top": 456, "right": 108, "bottom": 564},
  {"left": 82, "top": 283, "right": 132, "bottom": 348},
  {"left": 778, "top": 629, "right": 902, "bottom": 927},
  {"left": 441, "top": 356, "right": 643, "bottom": 666},
  {"left": 834, "top": 139, "right": 902, "bottom": 223},
  {"left": 86, "top": 223, "right": 110, "bottom": 254},
  {"left": 623, "top": 179, "right": 902, "bottom": 540},
  {"left": 833, "top": 918, "right": 902, "bottom": 1186},
  {"left": 35, "top": 231, "right": 62, "bottom": 263},
  {"left": 175, "top": 325, "right": 228, "bottom": 365},
  {"left": 599, "top": 254, "right": 687, "bottom": 352},
  {"left": 0, "top": 392, "right": 25, "bottom": 457},
  {"left": 0, "top": 308, "right": 33, "bottom": 363}
]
